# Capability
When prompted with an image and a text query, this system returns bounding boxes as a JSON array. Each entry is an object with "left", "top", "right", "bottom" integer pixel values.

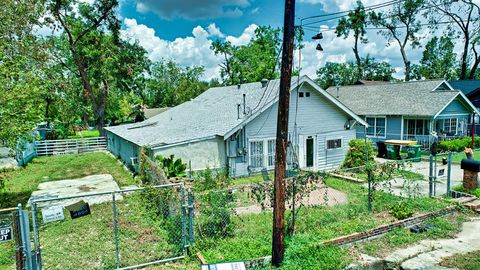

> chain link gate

[
  {"left": 26, "top": 182, "right": 193, "bottom": 270},
  {"left": 0, "top": 205, "right": 37, "bottom": 270}
]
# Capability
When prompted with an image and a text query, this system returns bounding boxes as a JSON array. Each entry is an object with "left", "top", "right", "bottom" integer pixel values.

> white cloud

[
  {"left": 207, "top": 23, "right": 224, "bottom": 38},
  {"left": 225, "top": 24, "right": 258, "bottom": 46}
]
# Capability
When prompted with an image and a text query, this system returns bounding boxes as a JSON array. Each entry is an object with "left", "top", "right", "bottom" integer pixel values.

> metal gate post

[
  {"left": 428, "top": 155, "right": 433, "bottom": 197},
  {"left": 180, "top": 183, "right": 187, "bottom": 253},
  {"left": 112, "top": 193, "right": 121, "bottom": 267},
  {"left": 187, "top": 189, "right": 194, "bottom": 244},
  {"left": 18, "top": 205, "right": 33, "bottom": 270},
  {"left": 30, "top": 202, "right": 41, "bottom": 270},
  {"left": 13, "top": 205, "right": 24, "bottom": 270},
  {"left": 446, "top": 152, "right": 452, "bottom": 197}
]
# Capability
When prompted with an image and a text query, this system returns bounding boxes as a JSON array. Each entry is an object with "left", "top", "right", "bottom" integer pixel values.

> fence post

[
  {"left": 447, "top": 152, "right": 452, "bottom": 197},
  {"left": 180, "top": 183, "right": 188, "bottom": 254},
  {"left": 187, "top": 189, "right": 195, "bottom": 245},
  {"left": 428, "top": 154, "right": 433, "bottom": 197},
  {"left": 13, "top": 205, "right": 24, "bottom": 270},
  {"left": 30, "top": 202, "right": 41, "bottom": 270},
  {"left": 18, "top": 205, "right": 33, "bottom": 270},
  {"left": 112, "top": 193, "right": 120, "bottom": 267}
]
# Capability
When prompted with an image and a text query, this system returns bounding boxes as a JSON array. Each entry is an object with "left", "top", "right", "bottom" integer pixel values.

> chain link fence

[
  {"left": 0, "top": 208, "right": 19, "bottom": 270},
  {"left": 28, "top": 183, "right": 188, "bottom": 270}
]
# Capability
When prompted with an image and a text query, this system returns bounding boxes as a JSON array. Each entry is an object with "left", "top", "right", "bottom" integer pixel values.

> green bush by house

[
  {"left": 342, "top": 139, "right": 377, "bottom": 168},
  {"left": 438, "top": 137, "right": 480, "bottom": 152}
]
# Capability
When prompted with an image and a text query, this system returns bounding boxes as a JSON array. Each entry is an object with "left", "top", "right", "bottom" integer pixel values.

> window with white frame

[
  {"left": 326, "top": 138, "right": 342, "bottom": 150},
  {"left": 366, "top": 117, "right": 386, "bottom": 137},
  {"left": 405, "top": 119, "right": 431, "bottom": 136},
  {"left": 249, "top": 141, "right": 264, "bottom": 168},
  {"left": 249, "top": 138, "right": 276, "bottom": 169},
  {"left": 444, "top": 118, "right": 457, "bottom": 134}
]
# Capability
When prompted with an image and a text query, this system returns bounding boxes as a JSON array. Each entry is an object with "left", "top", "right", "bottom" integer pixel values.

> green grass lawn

[
  {"left": 67, "top": 129, "right": 101, "bottom": 139},
  {"left": 441, "top": 250, "right": 480, "bottom": 270},
  {"left": 193, "top": 177, "right": 454, "bottom": 269},
  {"left": 0, "top": 152, "right": 136, "bottom": 208}
]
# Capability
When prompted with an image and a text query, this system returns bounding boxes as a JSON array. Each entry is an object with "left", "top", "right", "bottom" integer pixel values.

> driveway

[{"left": 373, "top": 158, "right": 464, "bottom": 197}]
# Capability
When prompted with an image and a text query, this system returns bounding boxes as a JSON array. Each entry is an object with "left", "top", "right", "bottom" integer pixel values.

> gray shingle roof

[
  {"left": 326, "top": 80, "right": 461, "bottom": 116},
  {"left": 106, "top": 78, "right": 282, "bottom": 147}
]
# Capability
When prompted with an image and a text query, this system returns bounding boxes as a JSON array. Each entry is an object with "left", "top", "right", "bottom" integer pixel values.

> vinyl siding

[{"left": 107, "top": 131, "right": 139, "bottom": 168}]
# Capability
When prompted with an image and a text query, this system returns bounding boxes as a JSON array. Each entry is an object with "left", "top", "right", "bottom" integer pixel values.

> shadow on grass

[{"left": 0, "top": 191, "right": 32, "bottom": 208}]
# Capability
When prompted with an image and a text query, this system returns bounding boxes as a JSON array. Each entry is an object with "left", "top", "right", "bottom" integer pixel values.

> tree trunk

[
  {"left": 469, "top": 45, "right": 479, "bottom": 80},
  {"left": 353, "top": 34, "right": 362, "bottom": 78},
  {"left": 400, "top": 46, "right": 411, "bottom": 81},
  {"left": 460, "top": 34, "right": 470, "bottom": 80},
  {"left": 95, "top": 79, "right": 110, "bottom": 137}
]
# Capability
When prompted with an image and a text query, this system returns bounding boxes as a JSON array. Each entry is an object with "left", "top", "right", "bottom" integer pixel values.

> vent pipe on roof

[
  {"left": 261, "top": 78, "right": 269, "bottom": 88},
  {"left": 237, "top": 104, "right": 241, "bottom": 119},
  {"left": 237, "top": 84, "right": 241, "bottom": 89},
  {"left": 243, "top": 94, "right": 246, "bottom": 115},
  {"left": 336, "top": 85, "right": 340, "bottom": 98}
]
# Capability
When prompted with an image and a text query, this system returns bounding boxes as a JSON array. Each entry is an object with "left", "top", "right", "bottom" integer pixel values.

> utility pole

[{"left": 272, "top": 0, "right": 296, "bottom": 267}]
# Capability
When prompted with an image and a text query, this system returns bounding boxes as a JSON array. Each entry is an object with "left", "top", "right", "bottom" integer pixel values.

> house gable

[
  {"left": 432, "top": 81, "right": 455, "bottom": 92},
  {"left": 434, "top": 92, "right": 480, "bottom": 118}
]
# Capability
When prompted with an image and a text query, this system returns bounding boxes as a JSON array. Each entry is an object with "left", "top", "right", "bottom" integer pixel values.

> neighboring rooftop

[
  {"left": 326, "top": 80, "right": 462, "bottom": 116},
  {"left": 449, "top": 80, "right": 480, "bottom": 96},
  {"left": 144, "top": 107, "right": 171, "bottom": 119}
]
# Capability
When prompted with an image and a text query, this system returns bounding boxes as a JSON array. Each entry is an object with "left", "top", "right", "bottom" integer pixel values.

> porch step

[{"left": 465, "top": 200, "right": 480, "bottom": 210}]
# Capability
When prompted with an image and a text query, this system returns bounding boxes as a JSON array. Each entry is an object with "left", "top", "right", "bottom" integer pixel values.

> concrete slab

[{"left": 30, "top": 174, "right": 123, "bottom": 208}]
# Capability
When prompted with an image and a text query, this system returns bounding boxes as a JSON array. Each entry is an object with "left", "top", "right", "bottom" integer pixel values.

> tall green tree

[
  {"left": 145, "top": 60, "right": 208, "bottom": 108},
  {"left": 315, "top": 57, "right": 394, "bottom": 89},
  {"left": 428, "top": 0, "right": 480, "bottom": 79},
  {"left": 370, "top": 0, "right": 425, "bottom": 81},
  {"left": 335, "top": 0, "right": 368, "bottom": 71},
  {"left": 47, "top": 0, "right": 148, "bottom": 135},
  {"left": 418, "top": 36, "right": 458, "bottom": 79},
  {"left": 0, "top": 0, "right": 47, "bottom": 148},
  {"left": 211, "top": 26, "right": 282, "bottom": 85}
]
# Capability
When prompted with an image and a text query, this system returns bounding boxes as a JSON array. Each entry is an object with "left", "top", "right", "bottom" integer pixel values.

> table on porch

[{"left": 384, "top": 140, "right": 417, "bottom": 160}]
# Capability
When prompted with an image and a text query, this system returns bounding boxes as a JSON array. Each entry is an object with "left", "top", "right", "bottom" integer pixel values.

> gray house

[
  {"left": 105, "top": 76, "right": 367, "bottom": 177},
  {"left": 327, "top": 80, "right": 480, "bottom": 147}
]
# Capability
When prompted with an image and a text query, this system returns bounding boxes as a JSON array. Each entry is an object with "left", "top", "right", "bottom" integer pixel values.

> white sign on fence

[
  {"left": 0, "top": 227, "right": 12, "bottom": 242},
  {"left": 42, "top": 207, "right": 65, "bottom": 223},
  {"left": 201, "top": 262, "right": 246, "bottom": 270}
]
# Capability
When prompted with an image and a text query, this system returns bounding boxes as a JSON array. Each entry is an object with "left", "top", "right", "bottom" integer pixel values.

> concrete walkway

[
  {"left": 0, "top": 147, "right": 17, "bottom": 170},
  {"left": 373, "top": 158, "right": 463, "bottom": 197},
  {"left": 29, "top": 174, "right": 123, "bottom": 208},
  {"left": 386, "top": 217, "right": 480, "bottom": 270}
]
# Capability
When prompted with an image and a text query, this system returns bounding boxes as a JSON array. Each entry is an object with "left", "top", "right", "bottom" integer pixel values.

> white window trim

[
  {"left": 326, "top": 137, "right": 343, "bottom": 150},
  {"left": 404, "top": 118, "right": 431, "bottom": 136},
  {"left": 248, "top": 137, "right": 276, "bottom": 171},
  {"left": 443, "top": 118, "right": 458, "bottom": 135},
  {"left": 365, "top": 116, "right": 387, "bottom": 139}
]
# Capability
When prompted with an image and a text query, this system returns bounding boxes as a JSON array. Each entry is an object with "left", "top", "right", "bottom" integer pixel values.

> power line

[{"left": 301, "top": 0, "right": 404, "bottom": 27}]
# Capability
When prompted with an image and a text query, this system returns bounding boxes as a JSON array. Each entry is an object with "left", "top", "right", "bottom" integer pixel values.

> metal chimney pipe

[{"left": 243, "top": 94, "right": 246, "bottom": 114}]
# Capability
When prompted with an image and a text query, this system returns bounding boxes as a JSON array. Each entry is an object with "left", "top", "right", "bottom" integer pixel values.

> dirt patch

[
  {"left": 235, "top": 185, "right": 348, "bottom": 215},
  {"left": 78, "top": 185, "right": 96, "bottom": 192}
]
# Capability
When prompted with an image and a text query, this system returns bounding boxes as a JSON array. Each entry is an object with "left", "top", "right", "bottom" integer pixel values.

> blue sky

[{"left": 116, "top": 0, "right": 446, "bottom": 81}]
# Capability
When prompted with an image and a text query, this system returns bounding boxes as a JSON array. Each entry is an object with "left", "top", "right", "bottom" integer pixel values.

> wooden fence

[{"left": 35, "top": 137, "right": 107, "bottom": 156}]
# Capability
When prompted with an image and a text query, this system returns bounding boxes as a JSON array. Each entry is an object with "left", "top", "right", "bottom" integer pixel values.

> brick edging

[{"left": 321, "top": 206, "right": 458, "bottom": 246}]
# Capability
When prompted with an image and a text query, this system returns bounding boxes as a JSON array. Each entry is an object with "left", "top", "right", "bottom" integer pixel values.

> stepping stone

[{"left": 464, "top": 200, "right": 480, "bottom": 210}]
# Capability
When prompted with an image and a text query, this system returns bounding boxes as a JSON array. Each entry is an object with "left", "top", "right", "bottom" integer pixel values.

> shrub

[
  {"left": 156, "top": 154, "right": 187, "bottom": 178},
  {"left": 342, "top": 139, "right": 376, "bottom": 168},
  {"left": 390, "top": 201, "right": 414, "bottom": 220},
  {"left": 193, "top": 168, "right": 230, "bottom": 192},
  {"left": 438, "top": 137, "right": 480, "bottom": 152},
  {"left": 198, "top": 190, "right": 235, "bottom": 238}
]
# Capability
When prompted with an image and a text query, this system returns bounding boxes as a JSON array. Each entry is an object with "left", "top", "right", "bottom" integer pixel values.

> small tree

[{"left": 342, "top": 139, "right": 376, "bottom": 168}]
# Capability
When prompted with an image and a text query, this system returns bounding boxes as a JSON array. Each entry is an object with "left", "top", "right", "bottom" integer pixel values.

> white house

[{"left": 105, "top": 76, "right": 367, "bottom": 177}]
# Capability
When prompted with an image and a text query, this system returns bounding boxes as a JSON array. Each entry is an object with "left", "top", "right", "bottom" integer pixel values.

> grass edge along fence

[{"left": 27, "top": 182, "right": 193, "bottom": 270}]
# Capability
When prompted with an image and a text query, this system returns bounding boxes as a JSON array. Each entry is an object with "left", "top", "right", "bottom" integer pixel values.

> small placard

[
  {"left": 0, "top": 227, "right": 13, "bottom": 242},
  {"left": 42, "top": 207, "right": 65, "bottom": 223},
  {"left": 438, "top": 169, "right": 445, "bottom": 177},
  {"left": 201, "top": 262, "right": 246, "bottom": 270},
  {"left": 66, "top": 200, "right": 91, "bottom": 219}
]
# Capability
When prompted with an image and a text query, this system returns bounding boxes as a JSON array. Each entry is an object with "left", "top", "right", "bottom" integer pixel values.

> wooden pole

[
  {"left": 272, "top": 0, "right": 296, "bottom": 266},
  {"left": 471, "top": 112, "right": 475, "bottom": 148}
]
